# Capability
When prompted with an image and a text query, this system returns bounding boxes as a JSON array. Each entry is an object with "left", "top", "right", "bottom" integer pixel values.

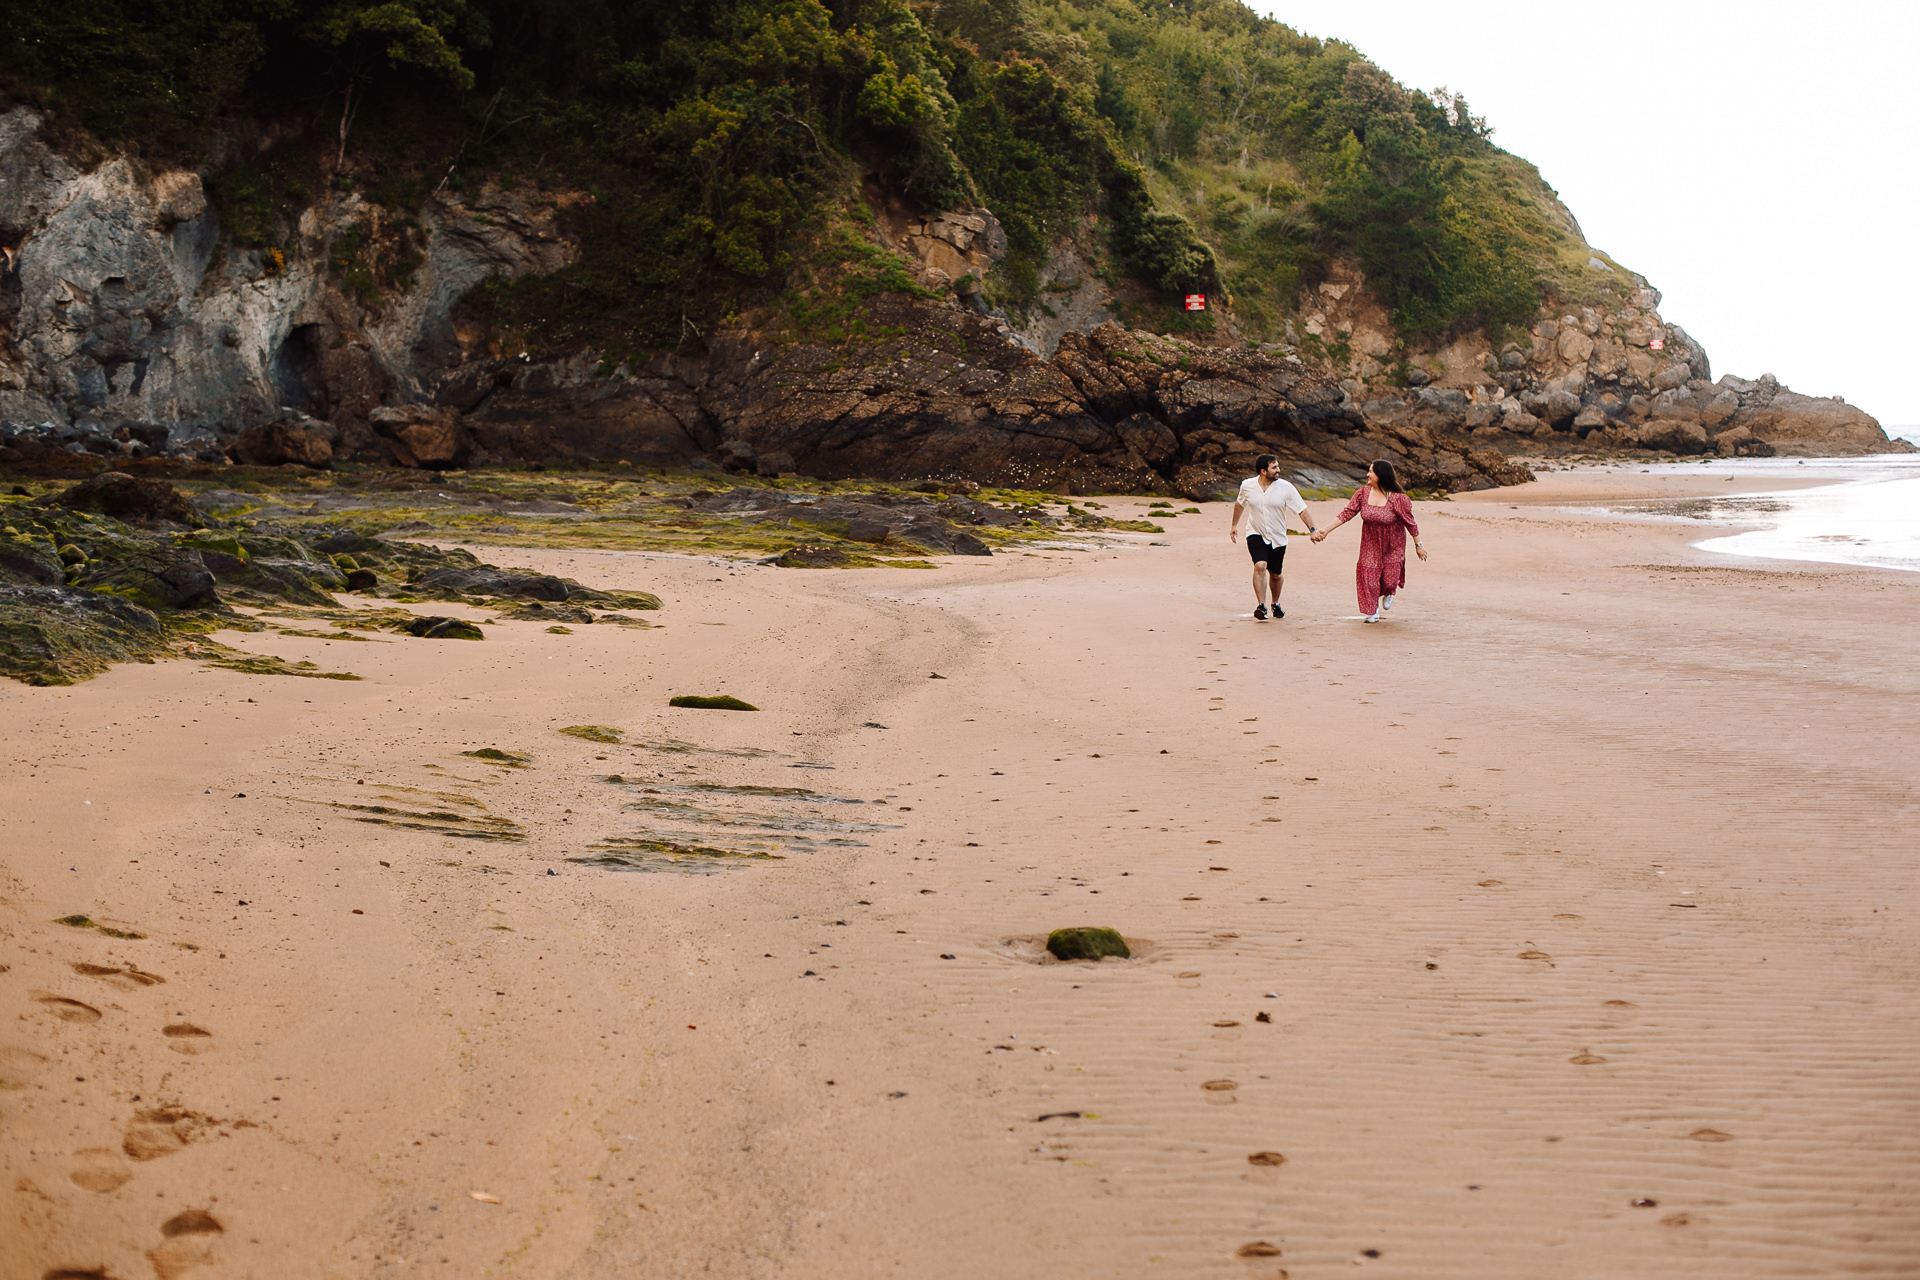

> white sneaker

[
  {"left": 1381, "top": 595, "right": 1394, "bottom": 612},
  {"left": 1364, "top": 610, "right": 1380, "bottom": 623}
]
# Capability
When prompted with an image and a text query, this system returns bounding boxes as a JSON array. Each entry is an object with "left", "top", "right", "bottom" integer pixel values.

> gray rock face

[{"left": 0, "top": 107, "right": 570, "bottom": 453}]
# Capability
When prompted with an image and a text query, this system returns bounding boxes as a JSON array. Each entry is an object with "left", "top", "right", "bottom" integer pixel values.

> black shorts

[{"left": 1246, "top": 534, "right": 1287, "bottom": 569}]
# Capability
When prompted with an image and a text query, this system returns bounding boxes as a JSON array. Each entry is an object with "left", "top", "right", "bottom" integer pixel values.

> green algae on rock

[
  {"left": 463, "top": 747, "right": 530, "bottom": 767},
  {"left": 559, "top": 725, "right": 623, "bottom": 743},
  {"left": 669, "top": 695, "right": 759, "bottom": 711},
  {"left": 1046, "top": 927, "right": 1131, "bottom": 961},
  {"left": 183, "top": 640, "right": 363, "bottom": 680},
  {"left": 56, "top": 914, "right": 147, "bottom": 940}
]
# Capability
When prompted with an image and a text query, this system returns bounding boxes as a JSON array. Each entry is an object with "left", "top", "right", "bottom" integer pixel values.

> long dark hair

[{"left": 1370, "top": 460, "right": 1404, "bottom": 494}]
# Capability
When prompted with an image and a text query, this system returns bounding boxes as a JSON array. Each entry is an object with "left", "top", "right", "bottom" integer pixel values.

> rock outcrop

[
  {"left": 1279, "top": 266, "right": 1905, "bottom": 459},
  {"left": 443, "top": 297, "right": 1533, "bottom": 493}
]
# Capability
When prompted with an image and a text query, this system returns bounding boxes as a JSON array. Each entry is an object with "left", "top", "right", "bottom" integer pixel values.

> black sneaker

[
  {"left": 1271, "top": 605, "right": 1285, "bottom": 620},
  {"left": 1253, "top": 604, "right": 1267, "bottom": 620}
]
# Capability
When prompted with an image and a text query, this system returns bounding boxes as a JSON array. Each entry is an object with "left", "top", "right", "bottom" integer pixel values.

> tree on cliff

[{"left": 301, "top": 0, "right": 478, "bottom": 165}]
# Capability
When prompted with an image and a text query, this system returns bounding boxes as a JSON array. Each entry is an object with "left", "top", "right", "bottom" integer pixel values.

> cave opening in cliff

[{"left": 269, "top": 323, "right": 329, "bottom": 419}]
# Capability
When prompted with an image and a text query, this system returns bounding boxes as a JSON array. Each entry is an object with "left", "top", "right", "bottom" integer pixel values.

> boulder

[
  {"left": 1742, "top": 392, "right": 1896, "bottom": 456},
  {"left": 1571, "top": 405, "right": 1610, "bottom": 435},
  {"left": 1652, "top": 363, "right": 1692, "bottom": 393},
  {"left": 1556, "top": 330, "right": 1595, "bottom": 364},
  {"left": 227, "top": 421, "right": 333, "bottom": 468},
  {"left": 720, "top": 439, "right": 758, "bottom": 473},
  {"left": 1046, "top": 927, "right": 1131, "bottom": 961},
  {"left": 1712, "top": 425, "right": 1755, "bottom": 454},
  {"left": 404, "top": 616, "right": 485, "bottom": 640},
  {"left": 414, "top": 567, "right": 571, "bottom": 601},
  {"left": 369, "top": 406, "right": 468, "bottom": 469},
  {"left": 1700, "top": 391, "right": 1739, "bottom": 427},
  {"left": 755, "top": 449, "right": 796, "bottom": 477},
  {"left": 1637, "top": 419, "right": 1710, "bottom": 454},
  {"left": 1543, "top": 390, "right": 1581, "bottom": 428},
  {"left": 77, "top": 547, "right": 218, "bottom": 609},
  {"left": 42, "top": 473, "right": 197, "bottom": 525}
]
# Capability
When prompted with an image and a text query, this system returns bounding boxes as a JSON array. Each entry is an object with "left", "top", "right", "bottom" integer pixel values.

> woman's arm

[{"left": 1395, "top": 494, "right": 1428, "bottom": 560}]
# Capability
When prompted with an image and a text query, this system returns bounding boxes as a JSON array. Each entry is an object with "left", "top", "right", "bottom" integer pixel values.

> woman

[{"left": 1311, "top": 460, "right": 1427, "bottom": 621}]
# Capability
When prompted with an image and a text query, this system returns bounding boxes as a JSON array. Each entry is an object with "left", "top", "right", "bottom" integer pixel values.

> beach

[{"left": 3, "top": 467, "right": 1917, "bottom": 1279}]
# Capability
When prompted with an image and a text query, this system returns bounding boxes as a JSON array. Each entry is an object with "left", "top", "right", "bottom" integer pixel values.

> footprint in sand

[
  {"left": 71, "top": 961, "right": 165, "bottom": 989},
  {"left": 69, "top": 1147, "right": 134, "bottom": 1193},
  {"left": 1212, "top": 1019, "right": 1243, "bottom": 1041},
  {"left": 1236, "top": 1240, "right": 1287, "bottom": 1279},
  {"left": 1176, "top": 971, "right": 1203, "bottom": 989},
  {"left": 162, "top": 1024, "right": 214, "bottom": 1056},
  {"left": 1568, "top": 1049, "right": 1608, "bottom": 1065},
  {"left": 31, "top": 993, "right": 103, "bottom": 1023},
  {"left": 1246, "top": 1151, "right": 1287, "bottom": 1167},
  {"left": 1202, "top": 1079, "right": 1238, "bottom": 1105},
  {"left": 151, "top": 1208, "right": 224, "bottom": 1280},
  {"left": 123, "top": 1107, "right": 211, "bottom": 1162},
  {"left": 1686, "top": 1128, "right": 1734, "bottom": 1143}
]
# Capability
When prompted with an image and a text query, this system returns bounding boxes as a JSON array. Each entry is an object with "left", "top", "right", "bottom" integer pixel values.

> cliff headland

[{"left": 0, "top": 0, "right": 1905, "bottom": 494}]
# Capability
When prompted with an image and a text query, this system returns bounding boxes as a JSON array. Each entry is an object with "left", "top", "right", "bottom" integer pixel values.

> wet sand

[{"left": 3, "top": 470, "right": 1917, "bottom": 1279}]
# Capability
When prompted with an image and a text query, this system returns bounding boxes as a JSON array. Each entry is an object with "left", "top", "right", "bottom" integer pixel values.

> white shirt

[{"left": 1237, "top": 475, "right": 1305, "bottom": 544}]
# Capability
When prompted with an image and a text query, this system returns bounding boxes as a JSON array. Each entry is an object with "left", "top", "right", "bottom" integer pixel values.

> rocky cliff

[{"left": 0, "top": 105, "right": 1903, "bottom": 492}]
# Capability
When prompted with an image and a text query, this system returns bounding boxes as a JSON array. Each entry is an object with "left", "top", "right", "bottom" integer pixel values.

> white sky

[{"left": 1251, "top": 1, "right": 1920, "bottom": 427}]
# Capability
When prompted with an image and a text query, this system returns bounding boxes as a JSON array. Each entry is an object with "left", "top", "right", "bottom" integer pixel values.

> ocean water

[{"left": 1595, "top": 446, "right": 1920, "bottom": 573}]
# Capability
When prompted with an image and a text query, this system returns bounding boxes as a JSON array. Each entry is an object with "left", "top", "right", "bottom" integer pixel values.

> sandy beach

[{"left": 3, "top": 467, "right": 1917, "bottom": 1279}]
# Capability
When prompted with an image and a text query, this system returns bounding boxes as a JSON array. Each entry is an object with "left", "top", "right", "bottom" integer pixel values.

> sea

[{"left": 1595, "top": 428, "right": 1920, "bottom": 573}]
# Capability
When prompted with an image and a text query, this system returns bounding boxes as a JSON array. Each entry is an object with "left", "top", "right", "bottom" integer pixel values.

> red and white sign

[
  {"left": 1184, "top": 294, "right": 1207, "bottom": 312},
  {"left": 1648, "top": 338, "right": 1665, "bottom": 350}
]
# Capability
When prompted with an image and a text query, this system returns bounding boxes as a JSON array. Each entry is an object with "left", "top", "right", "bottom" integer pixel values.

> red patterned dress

[{"left": 1336, "top": 489, "right": 1420, "bottom": 615}]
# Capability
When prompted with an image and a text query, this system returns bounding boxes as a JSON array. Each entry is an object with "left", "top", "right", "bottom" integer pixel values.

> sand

[{"left": 3, "top": 468, "right": 1917, "bottom": 1279}]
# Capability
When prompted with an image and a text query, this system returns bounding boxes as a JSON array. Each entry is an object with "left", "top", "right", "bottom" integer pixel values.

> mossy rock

[
  {"left": 559, "top": 724, "right": 622, "bottom": 742},
  {"left": 771, "top": 543, "right": 851, "bottom": 568},
  {"left": 464, "top": 747, "right": 529, "bottom": 766},
  {"left": 0, "top": 584, "right": 170, "bottom": 685},
  {"left": 404, "top": 616, "right": 484, "bottom": 640},
  {"left": 668, "top": 694, "right": 758, "bottom": 711},
  {"left": 1046, "top": 926, "right": 1131, "bottom": 961}
]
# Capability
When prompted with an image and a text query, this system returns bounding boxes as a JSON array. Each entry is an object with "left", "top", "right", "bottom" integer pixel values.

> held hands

[
  {"left": 1310, "top": 529, "right": 1328, "bottom": 543},
  {"left": 1415, "top": 543, "right": 1429, "bottom": 561}
]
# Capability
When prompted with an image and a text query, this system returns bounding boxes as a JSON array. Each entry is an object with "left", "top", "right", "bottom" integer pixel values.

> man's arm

[
  {"left": 1294, "top": 503, "right": 1320, "bottom": 537},
  {"left": 1229, "top": 499, "right": 1247, "bottom": 543}
]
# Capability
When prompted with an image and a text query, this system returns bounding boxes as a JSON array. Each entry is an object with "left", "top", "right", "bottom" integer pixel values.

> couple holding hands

[{"left": 1228, "top": 454, "right": 1427, "bottom": 623}]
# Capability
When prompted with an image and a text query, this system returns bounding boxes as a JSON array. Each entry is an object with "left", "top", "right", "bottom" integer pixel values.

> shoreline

[{"left": 3, "top": 468, "right": 1916, "bottom": 1279}]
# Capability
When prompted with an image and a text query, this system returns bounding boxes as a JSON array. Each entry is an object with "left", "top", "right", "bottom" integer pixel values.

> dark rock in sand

[
  {"left": 404, "top": 616, "right": 485, "bottom": 640},
  {"left": 344, "top": 568, "right": 380, "bottom": 591},
  {"left": 0, "top": 584, "right": 168, "bottom": 685},
  {"left": 668, "top": 694, "right": 759, "bottom": 711},
  {"left": 1046, "top": 926, "right": 1131, "bottom": 961},
  {"left": 414, "top": 566, "right": 571, "bottom": 601},
  {"left": 770, "top": 544, "right": 852, "bottom": 568}
]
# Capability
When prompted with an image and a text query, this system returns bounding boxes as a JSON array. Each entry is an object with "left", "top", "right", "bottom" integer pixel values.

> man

[{"left": 1229, "top": 455, "right": 1319, "bottom": 620}]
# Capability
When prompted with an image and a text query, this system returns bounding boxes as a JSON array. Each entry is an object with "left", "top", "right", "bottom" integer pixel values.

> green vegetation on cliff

[{"left": 3, "top": 0, "right": 1611, "bottom": 353}]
